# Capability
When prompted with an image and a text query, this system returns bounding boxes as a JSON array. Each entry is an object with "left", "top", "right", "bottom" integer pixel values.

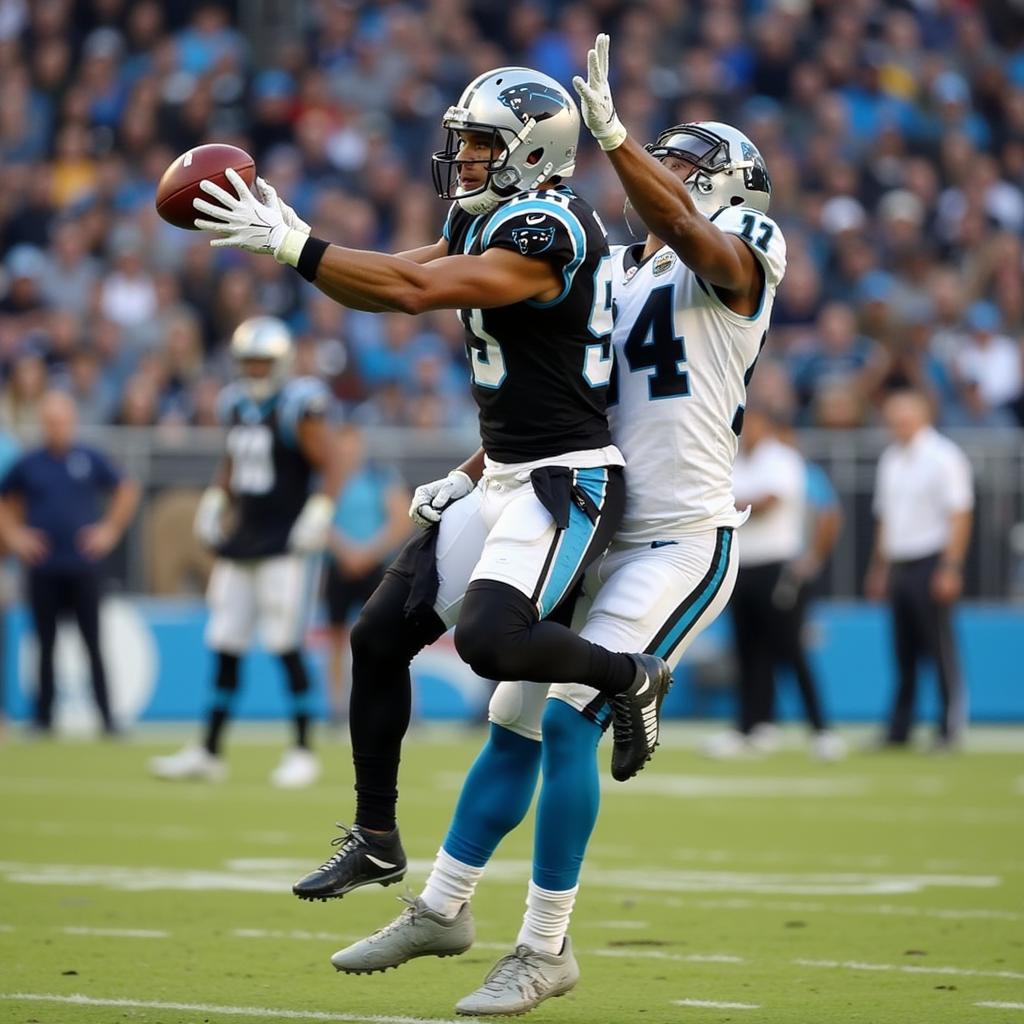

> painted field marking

[
  {"left": 0, "top": 992, "right": 467, "bottom": 1024},
  {"left": 596, "top": 950, "right": 744, "bottom": 965},
  {"left": 591, "top": 920, "right": 649, "bottom": 930},
  {"left": 977, "top": 1002, "right": 1024, "bottom": 1011},
  {"left": 63, "top": 927, "right": 167, "bottom": 939},
  {"left": 0, "top": 860, "right": 1002, "bottom": 898},
  {"left": 673, "top": 999, "right": 760, "bottom": 1009},
  {"left": 795, "top": 959, "right": 1024, "bottom": 981}
]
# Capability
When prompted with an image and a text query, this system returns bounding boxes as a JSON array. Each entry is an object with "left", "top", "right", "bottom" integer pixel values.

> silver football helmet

[
  {"left": 432, "top": 67, "right": 580, "bottom": 215},
  {"left": 646, "top": 121, "right": 771, "bottom": 217},
  {"left": 230, "top": 316, "right": 292, "bottom": 401}
]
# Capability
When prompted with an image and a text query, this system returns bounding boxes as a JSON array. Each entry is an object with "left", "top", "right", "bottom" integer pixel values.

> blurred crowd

[{"left": 0, "top": 0, "right": 1023, "bottom": 433}]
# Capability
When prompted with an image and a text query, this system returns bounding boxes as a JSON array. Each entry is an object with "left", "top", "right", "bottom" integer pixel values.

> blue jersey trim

[{"left": 481, "top": 199, "right": 588, "bottom": 307}]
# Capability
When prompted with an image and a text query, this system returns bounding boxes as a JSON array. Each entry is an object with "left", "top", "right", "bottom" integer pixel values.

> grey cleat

[
  {"left": 330, "top": 896, "right": 474, "bottom": 974},
  {"left": 455, "top": 937, "right": 580, "bottom": 1016}
]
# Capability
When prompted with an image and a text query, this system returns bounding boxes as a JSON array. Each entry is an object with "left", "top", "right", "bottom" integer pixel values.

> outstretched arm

[
  {"left": 573, "top": 33, "right": 757, "bottom": 295},
  {"left": 193, "top": 170, "right": 559, "bottom": 314}
]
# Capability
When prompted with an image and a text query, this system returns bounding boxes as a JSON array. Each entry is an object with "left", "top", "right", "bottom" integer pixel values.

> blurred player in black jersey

[
  {"left": 149, "top": 317, "right": 340, "bottom": 788},
  {"left": 192, "top": 67, "right": 672, "bottom": 896}
]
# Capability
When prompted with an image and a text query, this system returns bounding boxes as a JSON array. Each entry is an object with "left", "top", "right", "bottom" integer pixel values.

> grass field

[{"left": 1, "top": 726, "right": 1022, "bottom": 1024}]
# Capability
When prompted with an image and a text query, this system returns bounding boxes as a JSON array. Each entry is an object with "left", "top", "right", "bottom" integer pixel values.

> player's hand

[
  {"left": 77, "top": 521, "right": 119, "bottom": 560},
  {"left": 194, "top": 486, "right": 227, "bottom": 549},
  {"left": 864, "top": 561, "right": 889, "bottom": 601},
  {"left": 572, "top": 33, "right": 627, "bottom": 152},
  {"left": 288, "top": 494, "right": 335, "bottom": 553},
  {"left": 255, "top": 176, "right": 311, "bottom": 236},
  {"left": 409, "top": 470, "right": 474, "bottom": 528},
  {"left": 192, "top": 168, "right": 308, "bottom": 267},
  {"left": 931, "top": 564, "right": 963, "bottom": 604},
  {"left": 9, "top": 525, "right": 49, "bottom": 565}
]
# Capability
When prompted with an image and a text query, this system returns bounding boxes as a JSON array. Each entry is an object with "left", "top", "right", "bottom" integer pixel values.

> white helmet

[
  {"left": 432, "top": 67, "right": 580, "bottom": 216},
  {"left": 230, "top": 316, "right": 292, "bottom": 401},
  {"left": 646, "top": 121, "right": 771, "bottom": 217}
]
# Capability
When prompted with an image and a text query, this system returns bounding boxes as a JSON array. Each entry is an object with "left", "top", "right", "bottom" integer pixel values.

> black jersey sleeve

[{"left": 478, "top": 194, "right": 590, "bottom": 304}]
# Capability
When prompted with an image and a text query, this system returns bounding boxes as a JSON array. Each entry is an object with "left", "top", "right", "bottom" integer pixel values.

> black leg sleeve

[
  {"left": 71, "top": 572, "right": 113, "bottom": 730},
  {"left": 204, "top": 652, "right": 241, "bottom": 755},
  {"left": 454, "top": 580, "right": 636, "bottom": 694},
  {"left": 349, "top": 568, "right": 445, "bottom": 832},
  {"left": 279, "top": 649, "right": 313, "bottom": 749}
]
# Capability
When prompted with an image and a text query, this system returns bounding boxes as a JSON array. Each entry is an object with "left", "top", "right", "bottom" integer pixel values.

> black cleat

[
  {"left": 292, "top": 823, "right": 407, "bottom": 901},
  {"left": 609, "top": 654, "right": 673, "bottom": 782}
]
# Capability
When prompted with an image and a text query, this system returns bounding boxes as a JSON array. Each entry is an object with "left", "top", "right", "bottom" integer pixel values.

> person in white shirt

[
  {"left": 865, "top": 389, "right": 973, "bottom": 749},
  {"left": 705, "top": 406, "right": 843, "bottom": 761}
]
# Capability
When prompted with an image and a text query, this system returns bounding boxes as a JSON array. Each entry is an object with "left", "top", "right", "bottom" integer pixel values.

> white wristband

[{"left": 275, "top": 227, "right": 309, "bottom": 268}]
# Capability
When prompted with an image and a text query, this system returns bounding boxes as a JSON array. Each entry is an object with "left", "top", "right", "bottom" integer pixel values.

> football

[{"left": 155, "top": 143, "right": 255, "bottom": 230}]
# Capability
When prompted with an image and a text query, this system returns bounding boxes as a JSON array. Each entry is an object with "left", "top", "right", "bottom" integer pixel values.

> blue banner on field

[{"left": 2, "top": 598, "right": 1022, "bottom": 726}]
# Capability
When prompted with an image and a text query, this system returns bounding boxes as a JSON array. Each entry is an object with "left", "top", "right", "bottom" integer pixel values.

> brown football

[{"left": 155, "top": 143, "right": 255, "bottom": 230}]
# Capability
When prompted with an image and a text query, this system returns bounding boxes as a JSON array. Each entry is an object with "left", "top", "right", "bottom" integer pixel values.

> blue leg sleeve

[
  {"left": 533, "top": 699, "right": 602, "bottom": 890},
  {"left": 443, "top": 723, "right": 542, "bottom": 867}
]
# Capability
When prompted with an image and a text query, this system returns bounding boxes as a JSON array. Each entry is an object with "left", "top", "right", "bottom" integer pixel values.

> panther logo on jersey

[
  {"left": 498, "top": 83, "right": 567, "bottom": 124},
  {"left": 510, "top": 224, "right": 556, "bottom": 255}
]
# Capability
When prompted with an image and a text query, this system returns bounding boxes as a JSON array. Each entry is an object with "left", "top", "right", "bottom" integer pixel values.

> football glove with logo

[{"left": 193, "top": 168, "right": 309, "bottom": 267}]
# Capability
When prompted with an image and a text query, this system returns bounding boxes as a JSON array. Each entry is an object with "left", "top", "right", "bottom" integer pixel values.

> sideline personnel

[
  {"left": 865, "top": 389, "right": 973, "bottom": 750},
  {"left": 0, "top": 391, "right": 139, "bottom": 733}
]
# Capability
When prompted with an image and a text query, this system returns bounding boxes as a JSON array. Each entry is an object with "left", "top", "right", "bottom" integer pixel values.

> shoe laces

[
  {"left": 480, "top": 946, "right": 548, "bottom": 995},
  {"left": 609, "top": 693, "right": 634, "bottom": 744},
  {"left": 318, "top": 822, "right": 365, "bottom": 871},
  {"left": 367, "top": 895, "right": 424, "bottom": 943}
]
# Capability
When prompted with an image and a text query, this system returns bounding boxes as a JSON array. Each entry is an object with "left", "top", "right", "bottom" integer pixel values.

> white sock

[
  {"left": 516, "top": 880, "right": 578, "bottom": 955},
  {"left": 420, "top": 847, "right": 484, "bottom": 918}
]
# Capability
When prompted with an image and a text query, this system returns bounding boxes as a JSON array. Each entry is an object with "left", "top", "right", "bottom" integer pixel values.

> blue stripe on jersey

[
  {"left": 536, "top": 467, "right": 608, "bottom": 619},
  {"left": 442, "top": 203, "right": 458, "bottom": 242},
  {"left": 481, "top": 199, "right": 587, "bottom": 307},
  {"left": 652, "top": 529, "right": 732, "bottom": 661},
  {"left": 278, "top": 378, "right": 329, "bottom": 448}
]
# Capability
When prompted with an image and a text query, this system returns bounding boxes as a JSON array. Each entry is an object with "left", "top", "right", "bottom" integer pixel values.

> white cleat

[
  {"left": 149, "top": 745, "right": 227, "bottom": 782},
  {"left": 701, "top": 730, "right": 751, "bottom": 760},
  {"left": 455, "top": 938, "right": 580, "bottom": 1016},
  {"left": 270, "top": 747, "right": 320, "bottom": 788},
  {"left": 748, "top": 722, "right": 781, "bottom": 754},
  {"left": 810, "top": 731, "right": 847, "bottom": 762}
]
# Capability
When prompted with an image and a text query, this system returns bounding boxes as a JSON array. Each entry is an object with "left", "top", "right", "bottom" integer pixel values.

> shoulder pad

[{"left": 710, "top": 206, "right": 787, "bottom": 289}]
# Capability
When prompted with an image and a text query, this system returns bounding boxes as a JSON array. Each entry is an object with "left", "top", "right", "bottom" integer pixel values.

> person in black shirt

[
  {"left": 192, "top": 66, "right": 671, "bottom": 900},
  {"left": 0, "top": 391, "right": 139, "bottom": 734}
]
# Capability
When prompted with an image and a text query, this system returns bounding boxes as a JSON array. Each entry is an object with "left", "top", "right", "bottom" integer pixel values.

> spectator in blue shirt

[
  {"left": 324, "top": 423, "right": 411, "bottom": 725},
  {"left": 0, "top": 392, "right": 139, "bottom": 734}
]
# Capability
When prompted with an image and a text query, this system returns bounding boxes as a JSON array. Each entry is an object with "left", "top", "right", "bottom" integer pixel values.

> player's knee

[
  {"left": 456, "top": 582, "right": 534, "bottom": 679},
  {"left": 455, "top": 616, "right": 525, "bottom": 680},
  {"left": 488, "top": 682, "right": 544, "bottom": 741},
  {"left": 540, "top": 696, "right": 601, "bottom": 755}
]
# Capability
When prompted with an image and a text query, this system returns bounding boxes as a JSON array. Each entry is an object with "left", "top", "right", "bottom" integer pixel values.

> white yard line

[
  {"left": 673, "top": 999, "right": 760, "bottom": 1009},
  {"left": 795, "top": 959, "right": 1024, "bottom": 981},
  {"left": 0, "top": 993, "right": 468, "bottom": 1024},
  {"left": 62, "top": 926, "right": 167, "bottom": 939},
  {"left": 977, "top": 1002, "right": 1024, "bottom": 1011},
  {"left": 596, "top": 950, "right": 744, "bottom": 964}
]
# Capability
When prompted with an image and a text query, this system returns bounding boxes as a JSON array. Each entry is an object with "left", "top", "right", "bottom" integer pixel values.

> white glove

[
  {"left": 288, "top": 493, "right": 334, "bottom": 553},
  {"left": 409, "top": 470, "right": 474, "bottom": 528},
  {"left": 572, "top": 33, "right": 628, "bottom": 152},
  {"left": 255, "top": 176, "right": 311, "bottom": 236},
  {"left": 194, "top": 487, "right": 227, "bottom": 548},
  {"left": 192, "top": 167, "right": 309, "bottom": 267}
]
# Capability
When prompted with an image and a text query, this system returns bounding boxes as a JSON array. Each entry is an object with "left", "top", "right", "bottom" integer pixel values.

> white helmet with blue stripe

[{"left": 230, "top": 316, "right": 293, "bottom": 401}]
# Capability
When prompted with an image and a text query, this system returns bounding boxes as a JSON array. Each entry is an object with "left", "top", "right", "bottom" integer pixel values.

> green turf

[{"left": 1, "top": 729, "right": 1022, "bottom": 1024}]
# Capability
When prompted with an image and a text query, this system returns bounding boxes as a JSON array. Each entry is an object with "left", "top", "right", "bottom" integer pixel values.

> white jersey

[{"left": 606, "top": 204, "right": 787, "bottom": 541}]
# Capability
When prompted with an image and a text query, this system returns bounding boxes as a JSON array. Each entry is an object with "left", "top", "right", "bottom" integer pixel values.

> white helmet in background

[
  {"left": 432, "top": 67, "right": 580, "bottom": 216},
  {"left": 230, "top": 316, "right": 292, "bottom": 401},
  {"left": 646, "top": 121, "right": 771, "bottom": 217}
]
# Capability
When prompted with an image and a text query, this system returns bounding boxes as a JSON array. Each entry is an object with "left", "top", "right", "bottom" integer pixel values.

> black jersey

[
  {"left": 444, "top": 186, "right": 614, "bottom": 463},
  {"left": 217, "top": 377, "right": 329, "bottom": 560}
]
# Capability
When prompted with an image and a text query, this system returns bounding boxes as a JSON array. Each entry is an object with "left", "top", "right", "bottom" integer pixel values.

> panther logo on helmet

[{"left": 498, "top": 83, "right": 568, "bottom": 124}]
